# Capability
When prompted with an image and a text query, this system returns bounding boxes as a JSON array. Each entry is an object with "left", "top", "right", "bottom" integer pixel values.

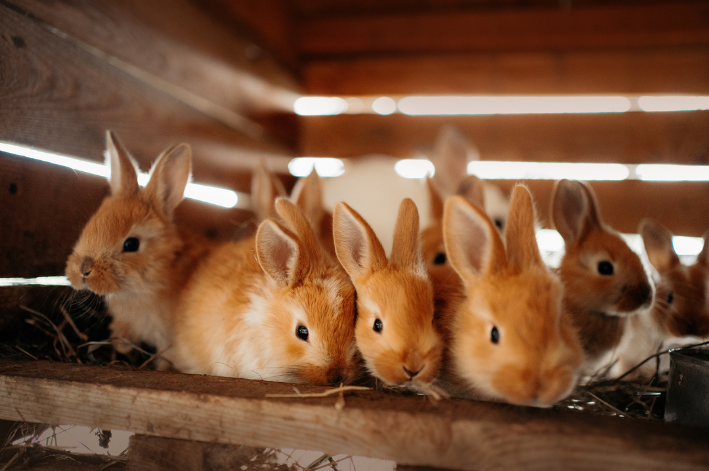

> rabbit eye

[
  {"left": 296, "top": 325, "right": 309, "bottom": 341},
  {"left": 597, "top": 261, "right": 614, "bottom": 275},
  {"left": 667, "top": 292, "right": 674, "bottom": 305},
  {"left": 433, "top": 253, "right": 446, "bottom": 265},
  {"left": 373, "top": 319, "right": 383, "bottom": 333},
  {"left": 494, "top": 218, "right": 504, "bottom": 230},
  {"left": 123, "top": 237, "right": 140, "bottom": 253},
  {"left": 490, "top": 326, "right": 500, "bottom": 344}
]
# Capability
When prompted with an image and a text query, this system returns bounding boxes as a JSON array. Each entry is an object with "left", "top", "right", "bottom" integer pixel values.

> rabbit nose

[
  {"left": 80, "top": 257, "right": 94, "bottom": 277},
  {"left": 640, "top": 282, "right": 653, "bottom": 306},
  {"left": 403, "top": 366, "right": 422, "bottom": 379}
]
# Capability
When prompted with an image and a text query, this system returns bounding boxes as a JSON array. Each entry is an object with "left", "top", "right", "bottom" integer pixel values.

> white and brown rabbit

[
  {"left": 552, "top": 179, "right": 653, "bottom": 372},
  {"left": 65, "top": 131, "right": 207, "bottom": 360},
  {"left": 441, "top": 185, "right": 584, "bottom": 406},
  {"left": 169, "top": 198, "right": 359, "bottom": 385},
  {"left": 333, "top": 198, "right": 443, "bottom": 389}
]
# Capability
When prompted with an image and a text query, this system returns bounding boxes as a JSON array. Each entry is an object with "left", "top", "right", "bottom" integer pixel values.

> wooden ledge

[{"left": 0, "top": 360, "right": 707, "bottom": 470}]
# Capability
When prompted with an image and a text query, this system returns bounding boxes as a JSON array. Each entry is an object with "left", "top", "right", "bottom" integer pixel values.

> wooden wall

[
  {"left": 0, "top": 0, "right": 299, "bottom": 278},
  {"left": 293, "top": 0, "right": 709, "bottom": 236}
]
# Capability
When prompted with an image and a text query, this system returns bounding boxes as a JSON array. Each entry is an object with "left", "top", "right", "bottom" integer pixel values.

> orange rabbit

[
  {"left": 441, "top": 185, "right": 584, "bottom": 406},
  {"left": 552, "top": 180, "right": 653, "bottom": 370},
  {"left": 169, "top": 198, "right": 359, "bottom": 385},
  {"left": 640, "top": 219, "right": 709, "bottom": 339},
  {"left": 333, "top": 198, "right": 443, "bottom": 388},
  {"left": 65, "top": 131, "right": 207, "bottom": 359}
]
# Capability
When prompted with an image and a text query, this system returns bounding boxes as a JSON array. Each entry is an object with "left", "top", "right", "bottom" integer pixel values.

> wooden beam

[
  {"left": 0, "top": 360, "right": 708, "bottom": 470},
  {"left": 8, "top": 0, "right": 299, "bottom": 116},
  {"left": 303, "top": 47, "right": 709, "bottom": 95},
  {"left": 299, "top": 2, "right": 709, "bottom": 56},
  {"left": 298, "top": 112, "right": 709, "bottom": 164},
  {"left": 0, "top": 3, "right": 293, "bottom": 190},
  {"left": 0, "top": 153, "right": 254, "bottom": 278}
]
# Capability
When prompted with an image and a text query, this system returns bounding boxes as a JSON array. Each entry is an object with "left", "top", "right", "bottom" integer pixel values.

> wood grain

[
  {"left": 0, "top": 3, "right": 294, "bottom": 191},
  {"left": 0, "top": 153, "right": 253, "bottom": 278},
  {"left": 303, "top": 47, "right": 709, "bottom": 95},
  {"left": 299, "top": 2, "right": 709, "bottom": 56},
  {"left": 8, "top": 0, "right": 299, "bottom": 114},
  {"left": 298, "top": 112, "right": 709, "bottom": 164},
  {"left": 0, "top": 359, "right": 708, "bottom": 470}
]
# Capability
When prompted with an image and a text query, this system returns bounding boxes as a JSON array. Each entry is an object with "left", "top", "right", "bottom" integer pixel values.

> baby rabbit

[
  {"left": 442, "top": 185, "right": 584, "bottom": 406},
  {"left": 640, "top": 219, "right": 709, "bottom": 338},
  {"left": 552, "top": 180, "right": 653, "bottom": 370},
  {"left": 65, "top": 131, "right": 206, "bottom": 358},
  {"left": 170, "top": 198, "right": 359, "bottom": 386},
  {"left": 333, "top": 198, "right": 443, "bottom": 388}
]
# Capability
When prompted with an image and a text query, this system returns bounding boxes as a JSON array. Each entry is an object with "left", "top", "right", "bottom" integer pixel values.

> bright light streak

[
  {"left": 394, "top": 159, "right": 435, "bottom": 179},
  {"left": 293, "top": 97, "right": 348, "bottom": 116},
  {"left": 288, "top": 157, "right": 345, "bottom": 177},
  {"left": 0, "top": 276, "right": 72, "bottom": 287},
  {"left": 638, "top": 96, "right": 709, "bottom": 112},
  {"left": 536, "top": 229, "right": 565, "bottom": 253},
  {"left": 372, "top": 97, "right": 397, "bottom": 115},
  {"left": 635, "top": 164, "right": 709, "bottom": 182},
  {"left": 672, "top": 236, "right": 705, "bottom": 256},
  {"left": 0, "top": 142, "right": 240, "bottom": 208},
  {"left": 467, "top": 161, "right": 630, "bottom": 181},
  {"left": 397, "top": 96, "right": 632, "bottom": 116}
]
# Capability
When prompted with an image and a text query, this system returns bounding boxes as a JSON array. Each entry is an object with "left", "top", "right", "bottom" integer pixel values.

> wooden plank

[
  {"left": 1, "top": 359, "right": 708, "bottom": 470},
  {"left": 0, "top": 153, "right": 253, "bottom": 278},
  {"left": 198, "top": 0, "right": 298, "bottom": 71},
  {"left": 298, "top": 112, "right": 709, "bottom": 164},
  {"left": 303, "top": 47, "right": 709, "bottom": 95},
  {"left": 299, "top": 2, "right": 709, "bottom": 56},
  {"left": 8, "top": 0, "right": 299, "bottom": 115},
  {"left": 0, "top": 2, "right": 294, "bottom": 192}
]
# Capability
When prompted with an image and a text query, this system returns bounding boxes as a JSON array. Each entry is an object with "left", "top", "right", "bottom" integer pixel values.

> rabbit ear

[
  {"left": 256, "top": 219, "right": 305, "bottom": 287},
  {"left": 252, "top": 159, "right": 286, "bottom": 221},
  {"left": 143, "top": 143, "right": 192, "bottom": 220},
  {"left": 443, "top": 196, "right": 506, "bottom": 282},
  {"left": 425, "top": 178, "right": 444, "bottom": 222},
  {"left": 333, "top": 202, "right": 388, "bottom": 281},
  {"left": 696, "top": 229, "right": 709, "bottom": 267},
  {"left": 456, "top": 174, "right": 486, "bottom": 209},
  {"left": 505, "top": 185, "right": 544, "bottom": 273},
  {"left": 552, "top": 179, "right": 602, "bottom": 245},
  {"left": 639, "top": 219, "right": 679, "bottom": 273},
  {"left": 291, "top": 169, "right": 325, "bottom": 231},
  {"left": 390, "top": 198, "right": 423, "bottom": 270},
  {"left": 430, "top": 126, "right": 475, "bottom": 196},
  {"left": 105, "top": 130, "right": 139, "bottom": 197},
  {"left": 274, "top": 198, "right": 321, "bottom": 262}
]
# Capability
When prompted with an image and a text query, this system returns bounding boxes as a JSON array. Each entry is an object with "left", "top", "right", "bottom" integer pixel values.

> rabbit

[
  {"left": 551, "top": 179, "right": 654, "bottom": 372},
  {"left": 332, "top": 198, "right": 443, "bottom": 389},
  {"left": 640, "top": 219, "right": 709, "bottom": 339},
  {"left": 169, "top": 198, "right": 359, "bottom": 386},
  {"left": 252, "top": 162, "right": 336, "bottom": 258},
  {"left": 441, "top": 185, "right": 584, "bottom": 406},
  {"left": 609, "top": 220, "right": 709, "bottom": 378},
  {"left": 321, "top": 126, "right": 509, "bottom": 256},
  {"left": 65, "top": 131, "right": 207, "bottom": 361}
]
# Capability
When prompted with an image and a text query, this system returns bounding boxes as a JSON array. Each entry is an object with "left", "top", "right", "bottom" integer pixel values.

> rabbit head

[
  {"left": 333, "top": 198, "right": 443, "bottom": 387},
  {"left": 255, "top": 198, "right": 359, "bottom": 385},
  {"left": 444, "top": 185, "right": 584, "bottom": 406},
  {"left": 640, "top": 219, "right": 709, "bottom": 338},
  {"left": 66, "top": 131, "right": 191, "bottom": 297}
]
